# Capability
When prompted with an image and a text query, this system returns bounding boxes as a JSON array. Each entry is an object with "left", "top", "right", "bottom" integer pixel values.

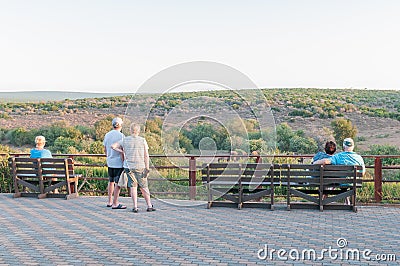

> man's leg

[
  {"left": 112, "top": 185, "right": 126, "bottom": 209},
  {"left": 107, "top": 167, "right": 115, "bottom": 206},
  {"left": 107, "top": 181, "right": 114, "bottom": 206}
]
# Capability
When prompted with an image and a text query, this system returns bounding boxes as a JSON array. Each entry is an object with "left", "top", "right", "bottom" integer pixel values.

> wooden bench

[
  {"left": 202, "top": 163, "right": 363, "bottom": 212},
  {"left": 202, "top": 163, "right": 276, "bottom": 210},
  {"left": 280, "top": 164, "right": 363, "bottom": 212},
  {"left": 8, "top": 157, "right": 80, "bottom": 200}
]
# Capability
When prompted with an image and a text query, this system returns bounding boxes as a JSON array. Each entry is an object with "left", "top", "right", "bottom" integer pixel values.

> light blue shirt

[
  {"left": 103, "top": 129, "right": 125, "bottom": 168},
  {"left": 329, "top": 151, "right": 365, "bottom": 173},
  {"left": 30, "top": 149, "right": 52, "bottom": 158}
]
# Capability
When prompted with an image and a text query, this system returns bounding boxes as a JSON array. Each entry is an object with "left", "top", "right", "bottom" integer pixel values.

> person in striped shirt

[{"left": 112, "top": 123, "right": 155, "bottom": 213}]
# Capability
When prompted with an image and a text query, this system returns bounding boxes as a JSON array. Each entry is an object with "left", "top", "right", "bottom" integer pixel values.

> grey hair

[{"left": 130, "top": 123, "right": 141, "bottom": 134}]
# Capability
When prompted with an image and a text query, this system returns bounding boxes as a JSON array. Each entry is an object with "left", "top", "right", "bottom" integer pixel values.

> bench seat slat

[{"left": 14, "top": 169, "right": 39, "bottom": 175}]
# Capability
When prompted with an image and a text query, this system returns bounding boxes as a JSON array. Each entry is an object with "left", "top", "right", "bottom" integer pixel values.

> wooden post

[
  {"left": 374, "top": 157, "right": 383, "bottom": 203},
  {"left": 189, "top": 156, "right": 196, "bottom": 200}
]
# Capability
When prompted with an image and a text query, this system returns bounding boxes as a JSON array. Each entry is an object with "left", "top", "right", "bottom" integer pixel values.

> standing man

[
  {"left": 111, "top": 123, "right": 155, "bottom": 213},
  {"left": 103, "top": 117, "right": 126, "bottom": 209}
]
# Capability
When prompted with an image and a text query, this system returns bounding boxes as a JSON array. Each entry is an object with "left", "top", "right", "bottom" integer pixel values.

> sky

[{"left": 1, "top": 0, "right": 400, "bottom": 93}]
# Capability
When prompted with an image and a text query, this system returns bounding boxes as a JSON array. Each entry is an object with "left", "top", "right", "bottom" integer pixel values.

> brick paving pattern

[{"left": 0, "top": 194, "right": 399, "bottom": 265}]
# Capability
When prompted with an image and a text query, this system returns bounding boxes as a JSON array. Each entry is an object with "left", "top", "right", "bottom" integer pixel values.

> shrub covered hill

[{"left": 0, "top": 88, "right": 399, "bottom": 154}]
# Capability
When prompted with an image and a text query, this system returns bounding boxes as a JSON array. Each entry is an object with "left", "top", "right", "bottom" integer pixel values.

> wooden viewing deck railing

[{"left": 1, "top": 153, "right": 400, "bottom": 203}]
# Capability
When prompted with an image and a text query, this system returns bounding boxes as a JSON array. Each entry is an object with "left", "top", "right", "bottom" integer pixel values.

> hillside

[
  {"left": 0, "top": 91, "right": 131, "bottom": 102},
  {"left": 1, "top": 88, "right": 399, "bottom": 152}
]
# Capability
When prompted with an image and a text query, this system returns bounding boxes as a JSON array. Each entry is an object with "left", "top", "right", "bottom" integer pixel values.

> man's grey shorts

[{"left": 125, "top": 169, "right": 148, "bottom": 188}]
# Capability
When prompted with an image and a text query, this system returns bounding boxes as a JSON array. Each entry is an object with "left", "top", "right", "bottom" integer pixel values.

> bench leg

[
  {"left": 13, "top": 177, "right": 21, "bottom": 197},
  {"left": 66, "top": 193, "right": 79, "bottom": 200},
  {"left": 271, "top": 185, "right": 274, "bottom": 211},
  {"left": 238, "top": 183, "right": 243, "bottom": 210},
  {"left": 65, "top": 179, "right": 79, "bottom": 199},
  {"left": 207, "top": 183, "right": 212, "bottom": 209},
  {"left": 70, "top": 183, "right": 75, "bottom": 193},
  {"left": 38, "top": 193, "right": 47, "bottom": 199}
]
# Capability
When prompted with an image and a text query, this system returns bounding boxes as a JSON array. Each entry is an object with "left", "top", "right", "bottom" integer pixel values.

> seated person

[
  {"left": 313, "top": 138, "right": 365, "bottom": 174},
  {"left": 313, "top": 138, "right": 365, "bottom": 204},
  {"left": 30, "top": 136, "right": 52, "bottom": 158},
  {"left": 312, "top": 141, "right": 337, "bottom": 163},
  {"left": 30, "top": 136, "right": 56, "bottom": 191}
]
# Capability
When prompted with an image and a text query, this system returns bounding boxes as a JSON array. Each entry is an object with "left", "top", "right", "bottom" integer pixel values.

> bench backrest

[
  {"left": 201, "top": 163, "right": 273, "bottom": 184},
  {"left": 9, "top": 157, "right": 75, "bottom": 178},
  {"left": 319, "top": 164, "right": 363, "bottom": 185},
  {"left": 41, "top": 158, "right": 74, "bottom": 178},
  {"left": 201, "top": 163, "right": 363, "bottom": 185},
  {"left": 9, "top": 157, "right": 41, "bottom": 178},
  {"left": 277, "top": 164, "right": 363, "bottom": 185}
]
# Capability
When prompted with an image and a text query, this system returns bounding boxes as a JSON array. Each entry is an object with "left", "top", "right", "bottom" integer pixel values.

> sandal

[
  {"left": 132, "top": 208, "right": 139, "bottom": 213},
  {"left": 112, "top": 204, "right": 127, "bottom": 209},
  {"left": 147, "top": 205, "right": 156, "bottom": 212}
]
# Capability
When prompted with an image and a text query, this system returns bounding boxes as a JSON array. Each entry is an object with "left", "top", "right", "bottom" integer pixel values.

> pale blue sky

[{"left": 1, "top": 0, "right": 399, "bottom": 92}]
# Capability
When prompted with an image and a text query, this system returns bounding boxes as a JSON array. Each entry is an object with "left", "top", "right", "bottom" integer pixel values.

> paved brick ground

[{"left": 0, "top": 193, "right": 399, "bottom": 265}]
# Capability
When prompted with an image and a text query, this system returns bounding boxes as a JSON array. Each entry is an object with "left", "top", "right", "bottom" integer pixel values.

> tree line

[{"left": 1, "top": 115, "right": 359, "bottom": 156}]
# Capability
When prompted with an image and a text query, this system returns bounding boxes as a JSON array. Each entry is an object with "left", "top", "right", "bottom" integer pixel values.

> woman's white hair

[{"left": 35, "top": 135, "right": 46, "bottom": 144}]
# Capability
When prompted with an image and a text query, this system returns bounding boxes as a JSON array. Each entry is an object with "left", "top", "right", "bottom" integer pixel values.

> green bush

[
  {"left": 363, "top": 144, "right": 400, "bottom": 166},
  {"left": 0, "top": 112, "right": 10, "bottom": 119},
  {"left": 7, "top": 127, "right": 33, "bottom": 146},
  {"left": 0, "top": 128, "right": 7, "bottom": 141},
  {"left": 0, "top": 155, "right": 12, "bottom": 193},
  {"left": 94, "top": 116, "right": 113, "bottom": 141},
  {"left": 358, "top": 182, "right": 400, "bottom": 203},
  {"left": 288, "top": 109, "right": 313, "bottom": 117},
  {"left": 90, "top": 141, "right": 104, "bottom": 154},
  {"left": 52, "top": 137, "right": 80, "bottom": 154}
]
